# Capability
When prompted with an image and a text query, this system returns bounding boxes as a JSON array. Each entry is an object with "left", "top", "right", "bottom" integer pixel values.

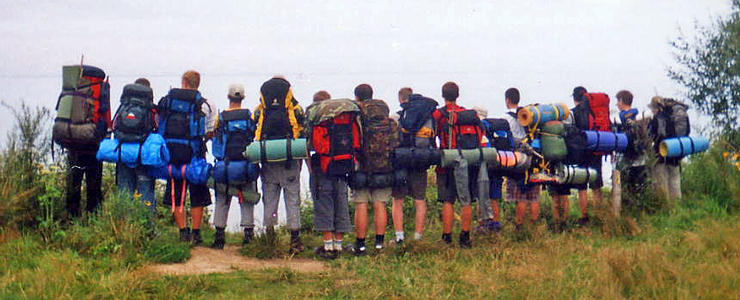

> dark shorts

[
  {"left": 392, "top": 168, "right": 428, "bottom": 200},
  {"left": 575, "top": 154, "right": 604, "bottom": 190},
  {"left": 436, "top": 170, "right": 477, "bottom": 205},
  {"left": 548, "top": 184, "right": 572, "bottom": 196},
  {"left": 163, "top": 179, "right": 212, "bottom": 208}
]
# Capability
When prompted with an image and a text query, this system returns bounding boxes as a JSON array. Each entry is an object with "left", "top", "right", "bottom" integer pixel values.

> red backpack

[
  {"left": 439, "top": 108, "right": 483, "bottom": 150},
  {"left": 584, "top": 93, "right": 612, "bottom": 155},
  {"left": 311, "top": 112, "right": 361, "bottom": 175},
  {"left": 584, "top": 93, "right": 611, "bottom": 132}
]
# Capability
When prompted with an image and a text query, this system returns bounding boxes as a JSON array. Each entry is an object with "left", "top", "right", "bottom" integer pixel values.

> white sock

[
  {"left": 324, "top": 240, "right": 333, "bottom": 251},
  {"left": 413, "top": 232, "right": 423, "bottom": 241},
  {"left": 333, "top": 239, "right": 342, "bottom": 251},
  {"left": 395, "top": 231, "right": 405, "bottom": 241}
]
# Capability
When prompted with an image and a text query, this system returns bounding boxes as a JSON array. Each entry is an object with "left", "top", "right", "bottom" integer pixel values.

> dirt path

[{"left": 145, "top": 246, "right": 326, "bottom": 275}]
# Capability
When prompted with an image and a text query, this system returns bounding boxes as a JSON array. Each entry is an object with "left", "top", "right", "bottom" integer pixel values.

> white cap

[{"left": 228, "top": 84, "right": 245, "bottom": 100}]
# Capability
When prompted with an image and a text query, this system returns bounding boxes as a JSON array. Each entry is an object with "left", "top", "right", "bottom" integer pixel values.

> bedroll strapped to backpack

[
  {"left": 348, "top": 169, "right": 407, "bottom": 189},
  {"left": 53, "top": 65, "right": 110, "bottom": 151},
  {"left": 148, "top": 157, "right": 212, "bottom": 212},
  {"left": 254, "top": 77, "right": 303, "bottom": 141},
  {"left": 398, "top": 94, "right": 438, "bottom": 148},
  {"left": 307, "top": 99, "right": 362, "bottom": 176},
  {"left": 157, "top": 88, "right": 206, "bottom": 166},
  {"left": 357, "top": 99, "right": 399, "bottom": 174},
  {"left": 97, "top": 133, "right": 169, "bottom": 168},
  {"left": 113, "top": 83, "right": 154, "bottom": 143}
]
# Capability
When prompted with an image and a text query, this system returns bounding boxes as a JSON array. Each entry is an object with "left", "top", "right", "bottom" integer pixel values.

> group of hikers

[{"left": 54, "top": 65, "right": 693, "bottom": 259}]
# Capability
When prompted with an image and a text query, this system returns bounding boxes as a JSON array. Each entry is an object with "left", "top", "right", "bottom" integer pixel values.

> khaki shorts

[{"left": 353, "top": 187, "right": 392, "bottom": 203}]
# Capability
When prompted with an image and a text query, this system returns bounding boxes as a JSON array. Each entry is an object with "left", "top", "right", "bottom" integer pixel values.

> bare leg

[
  {"left": 442, "top": 202, "right": 454, "bottom": 234},
  {"left": 515, "top": 201, "right": 526, "bottom": 225},
  {"left": 355, "top": 202, "right": 368, "bottom": 239},
  {"left": 191, "top": 206, "right": 204, "bottom": 230},
  {"left": 578, "top": 189, "right": 589, "bottom": 218},
  {"left": 392, "top": 198, "right": 404, "bottom": 233},
  {"left": 530, "top": 202, "right": 540, "bottom": 223},
  {"left": 461, "top": 204, "right": 472, "bottom": 232},
  {"left": 373, "top": 201, "right": 387, "bottom": 235},
  {"left": 491, "top": 200, "right": 500, "bottom": 222},
  {"left": 414, "top": 199, "right": 427, "bottom": 235}
]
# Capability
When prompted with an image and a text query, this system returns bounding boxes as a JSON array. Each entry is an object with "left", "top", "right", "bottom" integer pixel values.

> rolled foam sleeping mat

[
  {"left": 348, "top": 169, "right": 407, "bottom": 189},
  {"left": 659, "top": 136, "right": 709, "bottom": 158},
  {"left": 440, "top": 148, "right": 499, "bottom": 167},
  {"left": 392, "top": 147, "right": 442, "bottom": 169},
  {"left": 556, "top": 165, "right": 598, "bottom": 185},
  {"left": 541, "top": 134, "right": 567, "bottom": 161},
  {"left": 244, "top": 138, "right": 307, "bottom": 163},
  {"left": 212, "top": 160, "right": 260, "bottom": 184},
  {"left": 517, "top": 103, "right": 570, "bottom": 128},
  {"left": 583, "top": 131, "right": 629, "bottom": 152},
  {"left": 488, "top": 151, "right": 531, "bottom": 173}
]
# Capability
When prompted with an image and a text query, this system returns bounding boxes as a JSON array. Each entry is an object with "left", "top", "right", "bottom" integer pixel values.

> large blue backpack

[
  {"left": 481, "top": 118, "right": 514, "bottom": 151},
  {"left": 212, "top": 109, "right": 259, "bottom": 185},
  {"left": 212, "top": 109, "right": 255, "bottom": 161},
  {"left": 157, "top": 88, "right": 207, "bottom": 166}
]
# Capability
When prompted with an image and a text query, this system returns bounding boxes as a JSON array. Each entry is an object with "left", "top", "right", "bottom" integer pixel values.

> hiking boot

[
  {"left": 289, "top": 235, "right": 304, "bottom": 255},
  {"left": 315, "top": 247, "right": 338, "bottom": 260},
  {"left": 548, "top": 222, "right": 562, "bottom": 234},
  {"left": 375, "top": 235, "right": 384, "bottom": 251},
  {"left": 211, "top": 228, "right": 225, "bottom": 249},
  {"left": 441, "top": 233, "right": 452, "bottom": 245},
  {"left": 243, "top": 228, "right": 254, "bottom": 245},
  {"left": 179, "top": 227, "right": 191, "bottom": 243},
  {"left": 578, "top": 216, "right": 589, "bottom": 226},
  {"left": 353, "top": 239, "right": 367, "bottom": 256},
  {"left": 475, "top": 219, "right": 493, "bottom": 234},
  {"left": 514, "top": 224, "right": 523, "bottom": 232},
  {"left": 191, "top": 229, "right": 203, "bottom": 245},
  {"left": 459, "top": 231, "right": 472, "bottom": 249},
  {"left": 490, "top": 221, "right": 502, "bottom": 233}
]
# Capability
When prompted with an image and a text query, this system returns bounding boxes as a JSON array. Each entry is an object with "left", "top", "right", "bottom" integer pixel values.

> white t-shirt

[{"left": 503, "top": 108, "right": 526, "bottom": 140}]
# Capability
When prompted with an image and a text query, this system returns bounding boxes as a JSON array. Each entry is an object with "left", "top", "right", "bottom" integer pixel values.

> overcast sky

[{"left": 0, "top": 0, "right": 733, "bottom": 137}]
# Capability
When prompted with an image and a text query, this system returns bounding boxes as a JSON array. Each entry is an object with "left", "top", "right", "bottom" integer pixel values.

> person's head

[
  {"left": 442, "top": 81, "right": 459, "bottom": 102},
  {"left": 228, "top": 84, "right": 245, "bottom": 105},
  {"left": 354, "top": 84, "right": 373, "bottom": 101},
  {"left": 398, "top": 87, "right": 413, "bottom": 104},
  {"left": 181, "top": 70, "right": 200, "bottom": 90},
  {"left": 616, "top": 90, "right": 633, "bottom": 111},
  {"left": 648, "top": 96, "right": 663, "bottom": 114},
  {"left": 313, "top": 90, "right": 331, "bottom": 102},
  {"left": 504, "top": 87, "right": 520, "bottom": 109},
  {"left": 572, "top": 86, "right": 587, "bottom": 103},
  {"left": 134, "top": 78, "right": 150, "bottom": 87},
  {"left": 472, "top": 106, "right": 487, "bottom": 119}
]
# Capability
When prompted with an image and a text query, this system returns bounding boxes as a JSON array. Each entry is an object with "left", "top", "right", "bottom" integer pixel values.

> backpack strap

[{"left": 285, "top": 138, "right": 293, "bottom": 169}]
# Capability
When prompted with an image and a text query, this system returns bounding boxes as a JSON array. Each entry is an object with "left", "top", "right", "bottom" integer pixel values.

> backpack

[
  {"left": 254, "top": 78, "right": 302, "bottom": 140},
  {"left": 439, "top": 108, "right": 483, "bottom": 150},
  {"left": 311, "top": 111, "right": 362, "bottom": 175},
  {"left": 157, "top": 88, "right": 206, "bottom": 166},
  {"left": 52, "top": 65, "right": 110, "bottom": 151},
  {"left": 661, "top": 98, "right": 690, "bottom": 137},
  {"left": 563, "top": 124, "right": 588, "bottom": 165},
  {"left": 357, "top": 99, "right": 399, "bottom": 173},
  {"left": 113, "top": 83, "right": 154, "bottom": 143},
  {"left": 212, "top": 109, "right": 255, "bottom": 161},
  {"left": 481, "top": 118, "right": 514, "bottom": 151},
  {"left": 398, "top": 94, "right": 438, "bottom": 148},
  {"left": 584, "top": 93, "right": 612, "bottom": 132}
]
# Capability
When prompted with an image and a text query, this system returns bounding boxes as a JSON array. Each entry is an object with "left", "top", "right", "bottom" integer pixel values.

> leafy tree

[{"left": 669, "top": 0, "right": 740, "bottom": 133}]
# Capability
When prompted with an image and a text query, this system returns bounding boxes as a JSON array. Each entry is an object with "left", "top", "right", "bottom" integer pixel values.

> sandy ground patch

[{"left": 146, "top": 246, "right": 326, "bottom": 275}]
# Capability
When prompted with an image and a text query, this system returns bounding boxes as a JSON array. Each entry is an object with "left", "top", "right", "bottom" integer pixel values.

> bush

[{"left": 681, "top": 137, "right": 740, "bottom": 213}]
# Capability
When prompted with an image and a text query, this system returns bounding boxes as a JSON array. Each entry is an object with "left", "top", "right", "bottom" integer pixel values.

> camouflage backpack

[{"left": 357, "top": 99, "right": 398, "bottom": 173}]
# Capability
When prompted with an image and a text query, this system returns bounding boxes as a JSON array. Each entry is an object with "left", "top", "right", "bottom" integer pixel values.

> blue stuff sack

[
  {"left": 140, "top": 134, "right": 169, "bottom": 167},
  {"left": 185, "top": 158, "right": 212, "bottom": 185},
  {"left": 212, "top": 160, "right": 260, "bottom": 184}
]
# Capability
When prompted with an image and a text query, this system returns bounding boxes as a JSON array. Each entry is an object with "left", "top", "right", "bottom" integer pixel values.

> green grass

[{"left": 2, "top": 196, "right": 740, "bottom": 299}]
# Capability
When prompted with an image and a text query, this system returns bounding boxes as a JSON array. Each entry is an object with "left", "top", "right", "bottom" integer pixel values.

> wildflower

[
  {"left": 723, "top": 152, "right": 729, "bottom": 159},
  {"left": 144, "top": 201, "right": 152, "bottom": 207}
]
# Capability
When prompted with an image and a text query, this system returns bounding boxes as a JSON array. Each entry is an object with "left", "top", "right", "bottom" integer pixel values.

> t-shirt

[{"left": 503, "top": 108, "right": 525, "bottom": 140}]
